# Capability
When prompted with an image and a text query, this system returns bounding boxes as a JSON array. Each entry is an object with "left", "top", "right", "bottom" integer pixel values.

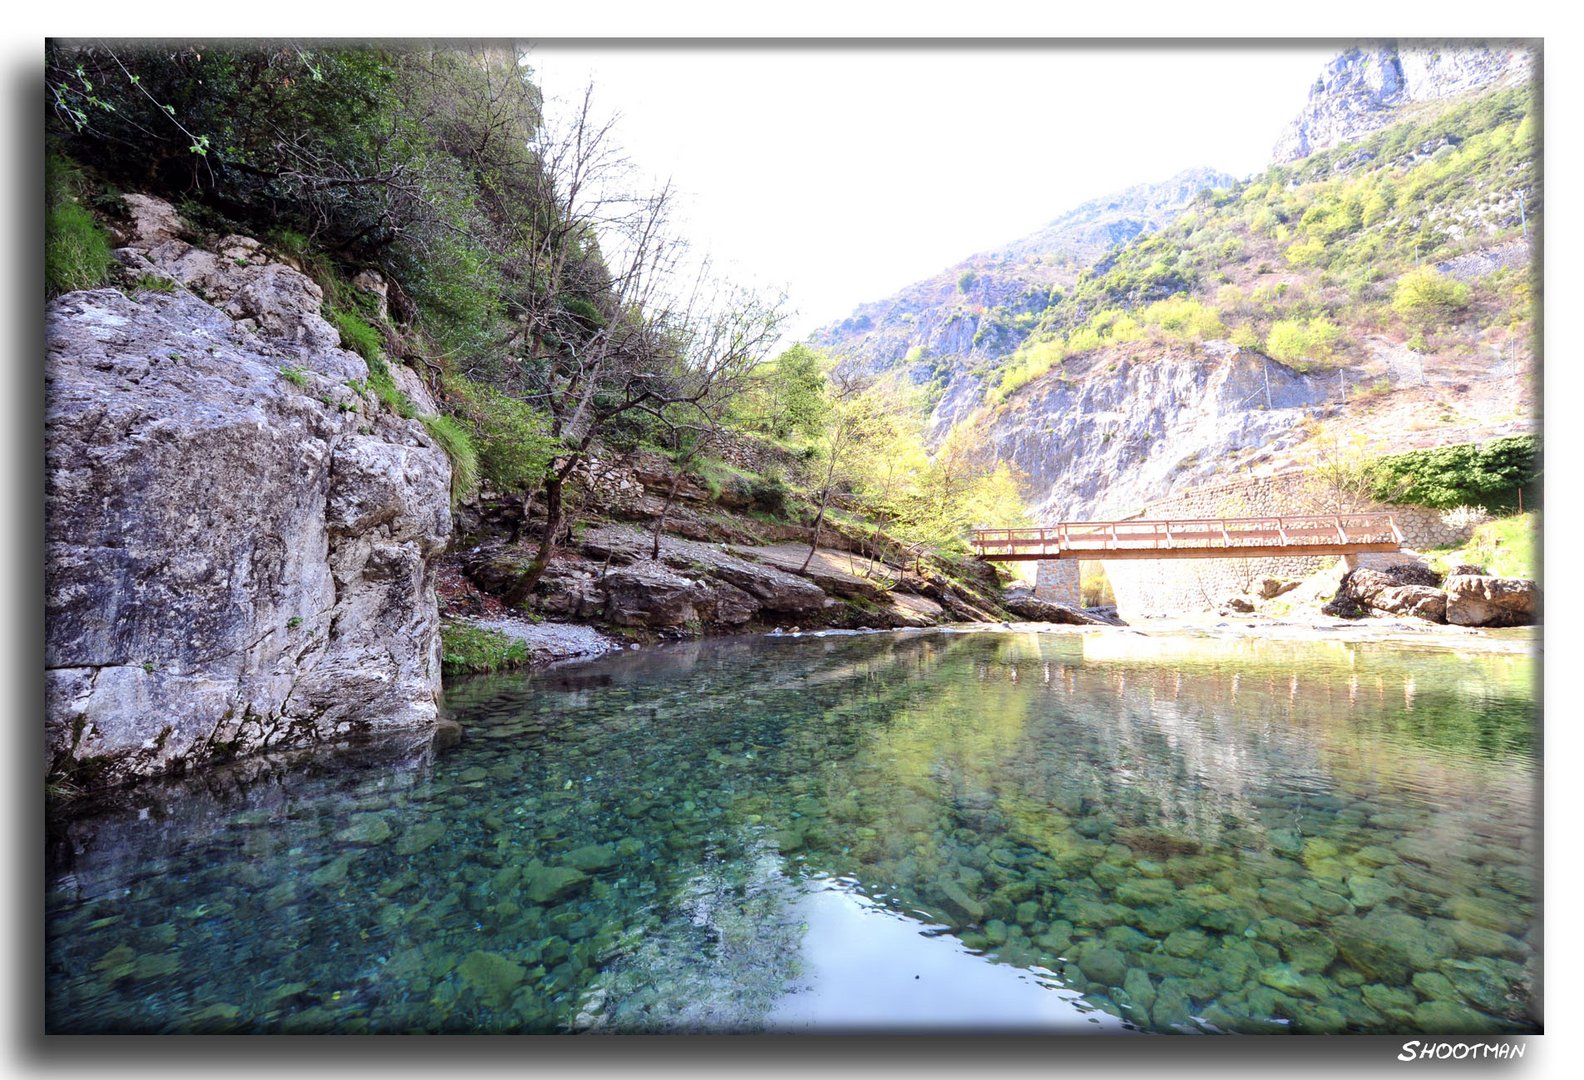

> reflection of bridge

[{"left": 972, "top": 512, "right": 1404, "bottom": 562}]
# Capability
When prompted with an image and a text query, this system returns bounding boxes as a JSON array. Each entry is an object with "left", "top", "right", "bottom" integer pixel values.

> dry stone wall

[{"left": 1100, "top": 471, "right": 1476, "bottom": 619}]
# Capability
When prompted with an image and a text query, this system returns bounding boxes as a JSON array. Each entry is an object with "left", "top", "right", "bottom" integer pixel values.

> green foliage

[
  {"left": 734, "top": 344, "right": 830, "bottom": 441},
  {"left": 364, "top": 354, "right": 415, "bottom": 418},
  {"left": 1264, "top": 316, "right": 1340, "bottom": 367},
  {"left": 1391, "top": 268, "right": 1471, "bottom": 329},
  {"left": 420, "top": 413, "right": 479, "bottom": 505},
  {"left": 957, "top": 269, "right": 978, "bottom": 292},
  {"left": 440, "top": 621, "right": 529, "bottom": 675},
  {"left": 129, "top": 274, "right": 176, "bottom": 293},
  {"left": 279, "top": 365, "right": 310, "bottom": 387},
  {"left": 1426, "top": 512, "right": 1537, "bottom": 582},
  {"left": 1229, "top": 324, "right": 1260, "bottom": 349},
  {"left": 448, "top": 377, "right": 561, "bottom": 494},
  {"left": 1139, "top": 295, "right": 1225, "bottom": 339},
  {"left": 46, "top": 203, "right": 114, "bottom": 296},
  {"left": 1264, "top": 320, "right": 1308, "bottom": 365},
  {"left": 1367, "top": 436, "right": 1539, "bottom": 511},
  {"left": 1285, "top": 236, "right": 1326, "bottom": 268},
  {"left": 988, "top": 337, "right": 1065, "bottom": 405},
  {"left": 328, "top": 306, "right": 385, "bottom": 363}
]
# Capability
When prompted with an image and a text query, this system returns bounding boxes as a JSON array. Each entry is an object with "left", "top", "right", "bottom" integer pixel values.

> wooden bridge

[{"left": 971, "top": 512, "right": 1404, "bottom": 562}]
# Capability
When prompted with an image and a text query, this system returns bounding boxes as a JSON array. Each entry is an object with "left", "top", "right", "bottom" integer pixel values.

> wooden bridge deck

[{"left": 972, "top": 512, "right": 1404, "bottom": 561}]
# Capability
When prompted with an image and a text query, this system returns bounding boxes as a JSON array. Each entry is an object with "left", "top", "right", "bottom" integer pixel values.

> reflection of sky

[{"left": 766, "top": 881, "right": 1132, "bottom": 1034}]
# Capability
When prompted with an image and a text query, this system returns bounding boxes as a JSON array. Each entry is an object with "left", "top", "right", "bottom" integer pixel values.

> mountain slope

[
  {"left": 1272, "top": 42, "right": 1534, "bottom": 164},
  {"left": 807, "top": 166, "right": 1237, "bottom": 385}
]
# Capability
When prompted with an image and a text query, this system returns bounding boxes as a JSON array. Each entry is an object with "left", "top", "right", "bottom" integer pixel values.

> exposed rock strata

[
  {"left": 46, "top": 196, "right": 451, "bottom": 788},
  {"left": 971, "top": 346, "right": 1328, "bottom": 521},
  {"left": 461, "top": 521, "right": 970, "bottom": 636}
]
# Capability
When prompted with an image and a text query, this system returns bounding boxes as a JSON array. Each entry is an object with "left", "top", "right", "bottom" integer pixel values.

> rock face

[
  {"left": 1002, "top": 593, "right": 1115, "bottom": 626},
  {"left": 1272, "top": 44, "right": 1535, "bottom": 164},
  {"left": 972, "top": 345, "right": 1328, "bottom": 520},
  {"left": 1443, "top": 575, "right": 1539, "bottom": 627},
  {"left": 46, "top": 196, "right": 452, "bottom": 788}
]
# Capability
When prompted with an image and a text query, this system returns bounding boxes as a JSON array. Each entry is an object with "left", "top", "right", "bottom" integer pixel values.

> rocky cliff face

[
  {"left": 1272, "top": 43, "right": 1534, "bottom": 164},
  {"left": 809, "top": 167, "right": 1237, "bottom": 379},
  {"left": 46, "top": 196, "right": 452, "bottom": 788},
  {"left": 971, "top": 343, "right": 1329, "bottom": 520}
]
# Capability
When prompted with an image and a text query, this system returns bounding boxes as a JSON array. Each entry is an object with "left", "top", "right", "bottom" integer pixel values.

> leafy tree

[
  {"left": 736, "top": 343, "right": 830, "bottom": 441},
  {"left": 1367, "top": 436, "right": 1539, "bottom": 511}
]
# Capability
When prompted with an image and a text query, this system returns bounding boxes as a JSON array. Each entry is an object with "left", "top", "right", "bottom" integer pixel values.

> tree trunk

[
  {"left": 651, "top": 469, "right": 687, "bottom": 560},
  {"left": 801, "top": 489, "right": 830, "bottom": 573},
  {"left": 503, "top": 474, "right": 563, "bottom": 607}
]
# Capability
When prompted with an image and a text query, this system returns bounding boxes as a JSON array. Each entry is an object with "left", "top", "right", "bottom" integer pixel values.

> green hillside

[{"left": 980, "top": 84, "right": 1538, "bottom": 408}]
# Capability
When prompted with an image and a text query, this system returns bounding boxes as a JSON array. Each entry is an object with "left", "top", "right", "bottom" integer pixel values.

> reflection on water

[{"left": 46, "top": 630, "right": 1539, "bottom": 1034}]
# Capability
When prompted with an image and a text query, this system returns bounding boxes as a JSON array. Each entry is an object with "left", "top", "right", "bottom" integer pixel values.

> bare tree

[
  {"left": 799, "top": 367, "right": 885, "bottom": 573},
  {"left": 643, "top": 274, "right": 789, "bottom": 560},
  {"left": 498, "top": 87, "right": 789, "bottom": 605}
]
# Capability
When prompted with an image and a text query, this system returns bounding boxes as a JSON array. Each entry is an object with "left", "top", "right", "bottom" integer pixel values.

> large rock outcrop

[
  {"left": 46, "top": 196, "right": 452, "bottom": 788},
  {"left": 970, "top": 344, "right": 1329, "bottom": 521},
  {"left": 1272, "top": 43, "right": 1535, "bottom": 164}
]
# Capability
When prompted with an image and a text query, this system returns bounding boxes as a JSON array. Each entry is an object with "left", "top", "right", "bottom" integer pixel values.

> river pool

[{"left": 46, "top": 628, "right": 1539, "bottom": 1034}]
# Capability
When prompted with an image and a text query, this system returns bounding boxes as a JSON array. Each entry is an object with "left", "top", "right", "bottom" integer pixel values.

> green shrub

[
  {"left": 440, "top": 621, "right": 529, "bottom": 676},
  {"left": 45, "top": 201, "right": 113, "bottom": 296},
  {"left": 279, "top": 365, "right": 310, "bottom": 387},
  {"left": 421, "top": 413, "right": 479, "bottom": 505},
  {"left": 1285, "top": 236, "right": 1326, "bottom": 267},
  {"left": 1265, "top": 319, "right": 1309, "bottom": 364},
  {"left": 354, "top": 349, "right": 416, "bottom": 419},
  {"left": 1140, "top": 295, "right": 1225, "bottom": 339},
  {"left": 558, "top": 294, "right": 605, "bottom": 328},
  {"left": 1230, "top": 324, "right": 1261, "bottom": 349},
  {"left": 447, "top": 376, "right": 560, "bottom": 493},
  {"left": 1367, "top": 436, "right": 1538, "bottom": 511},
  {"left": 1424, "top": 512, "right": 1537, "bottom": 581},
  {"left": 1391, "top": 267, "right": 1471, "bottom": 329}
]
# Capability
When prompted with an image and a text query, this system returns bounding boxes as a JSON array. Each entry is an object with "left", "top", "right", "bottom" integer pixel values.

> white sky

[{"left": 531, "top": 43, "right": 1339, "bottom": 342}]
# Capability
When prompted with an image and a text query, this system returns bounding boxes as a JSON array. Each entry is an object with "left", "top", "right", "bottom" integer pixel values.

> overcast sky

[{"left": 530, "top": 43, "right": 1339, "bottom": 342}]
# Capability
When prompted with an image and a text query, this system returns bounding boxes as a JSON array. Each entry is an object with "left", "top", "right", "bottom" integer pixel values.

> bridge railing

[{"left": 971, "top": 512, "right": 1404, "bottom": 559}]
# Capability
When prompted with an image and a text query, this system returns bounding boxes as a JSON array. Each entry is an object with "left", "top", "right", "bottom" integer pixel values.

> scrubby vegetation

[
  {"left": 971, "top": 81, "right": 1537, "bottom": 409},
  {"left": 45, "top": 152, "right": 113, "bottom": 296},
  {"left": 1425, "top": 511, "right": 1538, "bottom": 582},
  {"left": 439, "top": 622, "right": 529, "bottom": 675}
]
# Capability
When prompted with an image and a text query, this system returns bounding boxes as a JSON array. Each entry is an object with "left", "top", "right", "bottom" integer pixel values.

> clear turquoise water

[{"left": 46, "top": 629, "right": 1539, "bottom": 1034}]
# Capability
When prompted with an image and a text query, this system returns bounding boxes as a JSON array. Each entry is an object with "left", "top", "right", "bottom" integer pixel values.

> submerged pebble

[{"left": 46, "top": 632, "right": 1537, "bottom": 1035}]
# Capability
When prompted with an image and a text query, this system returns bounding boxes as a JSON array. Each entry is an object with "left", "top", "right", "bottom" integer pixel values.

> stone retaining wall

[
  {"left": 1034, "top": 558, "right": 1080, "bottom": 607},
  {"left": 1101, "top": 472, "right": 1477, "bottom": 619}
]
